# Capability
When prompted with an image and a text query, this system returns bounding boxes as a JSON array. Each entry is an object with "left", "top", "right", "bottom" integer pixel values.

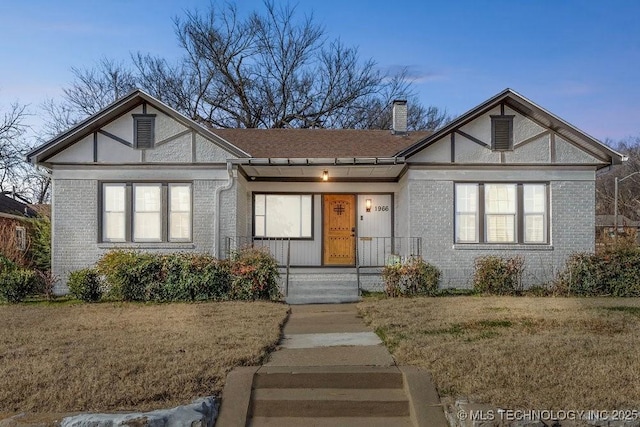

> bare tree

[
  {"left": 57, "top": 1, "right": 446, "bottom": 131},
  {"left": 596, "top": 136, "right": 640, "bottom": 220},
  {"left": 0, "top": 102, "right": 30, "bottom": 195}
]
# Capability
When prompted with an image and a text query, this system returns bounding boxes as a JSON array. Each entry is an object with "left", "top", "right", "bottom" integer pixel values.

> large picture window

[
  {"left": 101, "top": 182, "right": 192, "bottom": 243},
  {"left": 254, "top": 194, "right": 312, "bottom": 238},
  {"left": 454, "top": 183, "right": 548, "bottom": 244}
]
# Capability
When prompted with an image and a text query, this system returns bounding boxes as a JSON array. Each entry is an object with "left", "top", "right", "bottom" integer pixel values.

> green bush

[
  {"left": 473, "top": 255, "right": 524, "bottom": 295},
  {"left": 68, "top": 268, "right": 103, "bottom": 302},
  {"left": 382, "top": 257, "right": 440, "bottom": 297},
  {"left": 230, "top": 247, "right": 280, "bottom": 300},
  {"left": 94, "top": 248, "right": 276, "bottom": 302},
  {"left": 96, "top": 250, "right": 162, "bottom": 301},
  {"left": 159, "top": 254, "right": 231, "bottom": 302},
  {"left": 27, "top": 217, "right": 51, "bottom": 271},
  {"left": 554, "top": 248, "right": 640, "bottom": 297},
  {"left": 0, "top": 254, "right": 17, "bottom": 274},
  {"left": 0, "top": 268, "right": 37, "bottom": 303}
]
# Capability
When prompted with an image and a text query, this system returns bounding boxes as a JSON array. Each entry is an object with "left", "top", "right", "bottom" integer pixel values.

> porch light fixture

[
  {"left": 365, "top": 199, "right": 372, "bottom": 212},
  {"left": 322, "top": 170, "right": 329, "bottom": 181}
]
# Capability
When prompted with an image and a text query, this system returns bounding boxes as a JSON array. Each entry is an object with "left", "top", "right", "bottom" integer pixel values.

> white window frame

[
  {"left": 15, "top": 226, "right": 27, "bottom": 251},
  {"left": 455, "top": 184, "right": 479, "bottom": 243},
  {"left": 253, "top": 194, "right": 313, "bottom": 239}
]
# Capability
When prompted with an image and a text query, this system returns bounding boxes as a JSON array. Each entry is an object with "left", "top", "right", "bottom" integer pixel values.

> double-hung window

[
  {"left": 254, "top": 194, "right": 312, "bottom": 238},
  {"left": 454, "top": 183, "right": 548, "bottom": 244},
  {"left": 101, "top": 182, "right": 192, "bottom": 243}
]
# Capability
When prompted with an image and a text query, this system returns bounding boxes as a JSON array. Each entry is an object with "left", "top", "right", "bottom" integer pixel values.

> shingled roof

[
  {"left": 211, "top": 128, "right": 431, "bottom": 158},
  {"left": 0, "top": 194, "right": 38, "bottom": 218}
]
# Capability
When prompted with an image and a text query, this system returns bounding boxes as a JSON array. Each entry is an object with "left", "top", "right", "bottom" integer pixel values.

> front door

[{"left": 323, "top": 194, "right": 356, "bottom": 265}]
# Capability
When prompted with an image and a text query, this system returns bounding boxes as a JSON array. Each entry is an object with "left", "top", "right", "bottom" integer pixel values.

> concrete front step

[
  {"left": 285, "top": 280, "right": 359, "bottom": 303},
  {"left": 254, "top": 366, "right": 403, "bottom": 389},
  {"left": 285, "top": 295, "right": 361, "bottom": 304},
  {"left": 248, "top": 416, "right": 413, "bottom": 426},
  {"left": 250, "top": 388, "right": 410, "bottom": 418}
]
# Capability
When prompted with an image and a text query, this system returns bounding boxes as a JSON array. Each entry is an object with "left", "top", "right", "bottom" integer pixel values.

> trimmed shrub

[
  {"left": 230, "top": 246, "right": 280, "bottom": 300},
  {"left": 96, "top": 250, "right": 163, "bottom": 301},
  {"left": 94, "top": 248, "right": 276, "bottom": 302},
  {"left": 473, "top": 255, "right": 524, "bottom": 295},
  {"left": 159, "top": 254, "right": 231, "bottom": 302},
  {"left": 68, "top": 268, "right": 102, "bottom": 302},
  {"left": 554, "top": 247, "right": 640, "bottom": 297},
  {"left": 0, "top": 268, "right": 37, "bottom": 303},
  {"left": 382, "top": 257, "right": 440, "bottom": 297}
]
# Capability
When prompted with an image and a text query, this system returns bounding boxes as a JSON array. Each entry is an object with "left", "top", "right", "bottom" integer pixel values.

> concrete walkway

[
  {"left": 217, "top": 303, "right": 448, "bottom": 426},
  {"left": 265, "top": 304, "right": 396, "bottom": 367}
]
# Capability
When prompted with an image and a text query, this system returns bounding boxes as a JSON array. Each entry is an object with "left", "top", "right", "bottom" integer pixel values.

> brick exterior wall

[
  {"left": 51, "top": 177, "right": 235, "bottom": 294},
  {"left": 407, "top": 178, "right": 595, "bottom": 288}
]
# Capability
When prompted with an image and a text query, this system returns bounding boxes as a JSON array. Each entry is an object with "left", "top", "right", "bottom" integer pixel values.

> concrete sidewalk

[
  {"left": 265, "top": 304, "right": 395, "bottom": 367},
  {"left": 216, "top": 303, "right": 448, "bottom": 427}
]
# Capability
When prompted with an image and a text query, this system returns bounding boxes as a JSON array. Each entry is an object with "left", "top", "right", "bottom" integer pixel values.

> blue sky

[{"left": 1, "top": 0, "right": 638, "bottom": 142}]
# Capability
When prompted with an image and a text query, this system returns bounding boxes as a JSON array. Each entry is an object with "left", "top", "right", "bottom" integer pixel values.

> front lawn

[
  {"left": 0, "top": 301, "right": 288, "bottom": 414},
  {"left": 358, "top": 297, "right": 640, "bottom": 410}
]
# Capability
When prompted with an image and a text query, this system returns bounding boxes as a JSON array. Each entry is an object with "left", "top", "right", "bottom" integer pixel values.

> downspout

[{"left": 213, "top": 161, "right": 235, "bottom": 258}]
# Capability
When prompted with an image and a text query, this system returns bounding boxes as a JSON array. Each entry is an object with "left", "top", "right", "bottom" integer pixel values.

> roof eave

[{"left": 27, "top": 89, "right": 251, "bottom": 165}]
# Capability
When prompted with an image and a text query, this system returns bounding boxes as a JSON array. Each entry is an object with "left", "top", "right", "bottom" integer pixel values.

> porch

[{"left": 224, "top": 236, "right": 422, "bottom": 303}]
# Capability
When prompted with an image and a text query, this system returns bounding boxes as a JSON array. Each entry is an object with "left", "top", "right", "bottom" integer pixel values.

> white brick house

[{"left": 27, "top": 89, "right": 624, "bottom": 301}]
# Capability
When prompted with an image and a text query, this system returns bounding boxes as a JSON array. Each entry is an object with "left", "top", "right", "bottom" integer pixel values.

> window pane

[
  {"left": 255, "top": 194, "right": 265, "bottom": 215},
  {"left": 524, "top": 184, "right": 545, "bottom": 213},
  {"left": 525, "top": 214, "right": 545, "bottom": 243},
  {"left": 486, "top": 214, "right": 515, "bottom": 242},
  {"left": 456, "top": 213, "right": 477, "bottom": 242},
  {"left": 255, "top": 215, "right": 265, "bottom": 236},
  {"left": 104, "top": 185, "right": 125, "bottom": 211},
  {"left": 169, "top": 185, "right": 191, "bottom": 241},
  {"left": 170, "top": 185, "right": 190, "bottom": 212},
  {"left": 135, "top": 185, "right": 161, "bottom": 212},
  {"left": 259, "top": 194, "right": 312, "bottom": 238},
  {"left": 134, "top": 212, "right": 161, "bottom": 240},
  {"left": 170, "top": 212, "right": 191, "bottom": 240},
  {"left": 456, "top": 184, "right": 477, "bottom": 213},
  {"left": 103, "top": 185, "right": 126, "bottom": 241},
  {"left": 301, "top": 195, "right": 312, "bottom": 237},
  {"left": 455, "top": 184, "right": 477, "bottom": 243},
  {"left": 134, "top": 185, "right": 161, "bottom": 241},
  {"left": 485, "top": 184, "right": 516, "bottom": 213}
]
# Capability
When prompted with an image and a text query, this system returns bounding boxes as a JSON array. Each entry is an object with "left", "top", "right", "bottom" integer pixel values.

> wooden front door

[{"left": 323, "top": 194, "right": 356, "bottom": 265}]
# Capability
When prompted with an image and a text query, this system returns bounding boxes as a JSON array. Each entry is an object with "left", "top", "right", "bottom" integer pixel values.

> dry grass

[
  {"left": 358, "top": 297, "right": 640, "bottom": 410},
  {"left": 0, "top": 301, "right": 288, "bottom": 414}
]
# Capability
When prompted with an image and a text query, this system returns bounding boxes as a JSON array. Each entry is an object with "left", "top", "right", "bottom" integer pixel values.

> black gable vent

[
  {"left": 491, "top": 115, "right": 514, "bottom": 151},
  {"left": 133, "top": 114, "right": 156, "bottom": 149}
]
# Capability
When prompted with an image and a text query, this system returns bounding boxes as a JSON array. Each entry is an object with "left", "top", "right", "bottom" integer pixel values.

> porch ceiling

[{"left": 240, "top": 163, "right": 405, "bottom": 180}]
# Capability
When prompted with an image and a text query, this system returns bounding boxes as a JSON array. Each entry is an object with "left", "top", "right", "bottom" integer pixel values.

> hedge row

[{"left": 68, "top": 247, "right": 281, "bottom": 302}]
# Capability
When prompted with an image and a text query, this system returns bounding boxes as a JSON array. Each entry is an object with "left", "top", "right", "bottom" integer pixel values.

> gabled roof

[
  {"left": 0, "top": 194, "right": 38, "bottom": 218},
  {"left": 27, "top": 90, "right": 250, "bottom": 165},
  {"left": 397, "top": 88, "right": 626, "bottom": 166},
  {"left": 211, "top": 128, "right": 430, "bottom": 158}
]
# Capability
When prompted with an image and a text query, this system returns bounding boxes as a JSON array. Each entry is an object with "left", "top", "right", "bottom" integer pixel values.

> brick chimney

[{"left": 392, "top": 100, "right": 407, "bottom": 135}]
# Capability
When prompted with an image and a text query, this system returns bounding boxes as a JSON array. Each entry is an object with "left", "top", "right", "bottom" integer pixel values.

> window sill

[
  {"left": 454, "top": 244, "right": 553, "bottom": 251},
  {"left": 98, "top": 243, "right": 196, "bottom": 250}
]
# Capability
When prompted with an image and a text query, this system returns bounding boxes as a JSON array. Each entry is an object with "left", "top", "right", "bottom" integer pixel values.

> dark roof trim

[
  {"left": 229, "top": 157, "right": 404, "bottom": 166},
  {"left": 397, "top": 88, "right": 626, "bottom": 166},
  {"left": 27, "top": 90, "right": 250, "bottom": 164}
]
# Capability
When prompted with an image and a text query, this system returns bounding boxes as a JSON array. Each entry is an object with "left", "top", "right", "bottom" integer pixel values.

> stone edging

[{"left": 60, "top": 397, "right": 218, "bottom": 427}]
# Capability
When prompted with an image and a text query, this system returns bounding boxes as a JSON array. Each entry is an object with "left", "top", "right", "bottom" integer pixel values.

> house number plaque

[{"left": 374, "top": 206, "right": 389, "bottom": 212}]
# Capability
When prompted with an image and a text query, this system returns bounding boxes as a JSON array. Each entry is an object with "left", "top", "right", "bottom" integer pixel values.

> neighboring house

[
  {"left": 27, "top": 89, "right": 625, "bottom": 299},
  {"left": 0, "top": 193, "right": 38, "bottom": 257}
]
